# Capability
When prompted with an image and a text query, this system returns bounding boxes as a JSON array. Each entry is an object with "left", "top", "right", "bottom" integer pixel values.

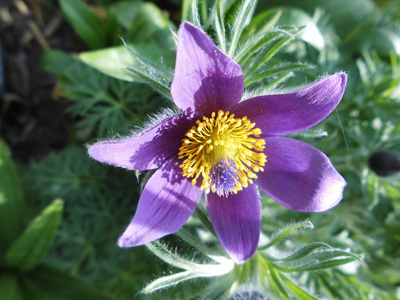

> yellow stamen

[{"left": 178, "top": 110, "right": 267, "bottom": 196}]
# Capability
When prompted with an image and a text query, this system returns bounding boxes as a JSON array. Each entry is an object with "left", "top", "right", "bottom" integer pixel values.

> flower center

[{"left": 178, "top": 110, "right": 267, "bottom": 196}]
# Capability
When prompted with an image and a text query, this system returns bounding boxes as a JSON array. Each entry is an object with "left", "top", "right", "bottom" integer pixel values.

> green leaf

[
  {"left": 214, "top": 0, "right": 227, "bottom": 53},
  {"left": 4, "top": 199, "right": 63, "bottom": 271},
  {"left": 269, "top": 266, "right": 290, "bottom": 300},
  {"left": 255, "top": 0, "right": 376, "bottom": 39},
  {"left": 59, "top": 0, "right": 108, "bottom": 49},
  {"left": 102, "top": 11, "right": 122, "bottom": 46},
  {"left": 110, "top": 2, "right": 171, "bottom": 31},
  {"left": 224, "top": 0, "right": 250, "bottom": 27},
  {"left": 0, "top": 272, "right": 22, "bottom": 300},
  {"left": 194, "top": 204, "right": 217, "bottom": 237},
  {"left": 279, "top": 273, "right": 319, "bottom": 300},
  {"left": 0, "top": 140, "right": 26, "bottom": 254},
  {"left": 272, "top": 249, "right": 362, "bottom": 272},
  {"left": 198, "top": 0, "right": 209, "bottom": 26},
  {"left": 23, "top": 146, "right": 117, "bottom": 203},
  {"left": 107, "top": 1, "right": 143, "bottom": 29},
  {"left": 45, "top": 53, "right": 167, "bottom": 136},
  {"left": 261, "top": 260, "right": 290, "bottom": 299},
  {"left": 181, "top": 0, "right": 192, "bottom": 21},
  {"left": 244, "top": 34, "right": 294, "bottom": 79},
  {"left": 144, "top": 267, "right": 233, "bottom": 295},
  {"left": 291, "top": 128, "right": 328, "bottom": 139},
  {"left": 19, "top": 276, "right": 51, "bottom": 300},
  {"left": 127, "top": 4, "right": 173, "bottom": 46},
  {"left": 258, "top": 220, "right": 313, "bottom": 250},
  {"left": 271, "top": 7, "right": 326, "bottom": 51},
  {"left": 366, "top": 171, "right": 379, "bottom": 207},
  {"left": 244, "top": 62, "right": 312, "bottom": 86},
  {"left": 198, "top": 273, "right": 235, "bottom": 300},
  {"left": 262, "top": 72, "right": 294, "bottom": 90},
  {"left": 176, "top": 228, "right": 224, "bottom": 262},
  {"left": 122, "top": 42, "right": 174, "bottom": 99},
  {"left": 79, "top": 44, "right": 174, "bottom": 82},
  {"left": 235, "top": 30, "right": 289, "bottom": 65},
  {"left": 228, "top": 0, "right": 258, "bottom": 57},
  {"left": 127, "top": 67, "right": 172, "bottom": 100},
  {"left": 27, "top": 265, "right": 116, "bottom": 300},
  {"left": 190, "top": 0, "right": 202, "bottom": 28},
  {"left": 144, "top": 241, "right": 234, "bottom": 294},
  {"left": 146, "top": 241, "right": 199, "bottom": 270},
  {"left": 241, "top": 9, "right": 282, "bottom": 40},
  {"left": 143, "top": 270, "right": 194, "bottom": 294},
  {"left": 109, "top": 1, "right": 175, "bottom": 47},
  {"left": 40, "top": 49, "right": 78, "bottom": 77},
  {"left": 264, "top": 242, "right": 331, "bottom": 262}
]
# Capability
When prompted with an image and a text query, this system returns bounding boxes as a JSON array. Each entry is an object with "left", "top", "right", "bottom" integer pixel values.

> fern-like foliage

[
  {"left": 21, "top": 146, "right": 160, "bottom": 297},
  {"left": 45, "top": 54, "right": 171, "bottom": 138}
]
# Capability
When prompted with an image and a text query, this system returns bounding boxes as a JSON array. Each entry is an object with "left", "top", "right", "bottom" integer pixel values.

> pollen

[{"left": 178, "top": 110, "right": 267, "bottom": 196}]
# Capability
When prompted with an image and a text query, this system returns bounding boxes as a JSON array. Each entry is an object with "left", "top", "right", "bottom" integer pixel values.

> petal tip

[
  {"left": 180, "top": 21, "right": 206, "bottom": 36},
  {"left": 256, "top": 137, "right": 347, "bottom": 213},
  {"left": 229, "top": 250, "right": 256, "bottom": 265},
  {"left": 87, "top": 143, "right": 100, "bottom": 160},
  {"left": 117, "top": 234, "right": 138, "bottom": 248},
  {"left": 87, "top": 142, "right": 112, "bottom": 164},
  {"left": 172, "top": 20, "right": 244, "bottom": 115},
  {"left": 312, "top": 173, "right": 347, "bottom": 213},
  {"left": 336, "top": 72, "right": 348, "bottom": 93},
  {"left": 87, "top": 141, "right": 128, "bottom": 168},
  {"left": 206, "top": 187, "right": 260, "bottom": 265},
  {"left": 322, "top": 72, "right": 348, "bottom": 98},
  {"left": 181, "top": 21, "right": 195, "bottom": 30}
]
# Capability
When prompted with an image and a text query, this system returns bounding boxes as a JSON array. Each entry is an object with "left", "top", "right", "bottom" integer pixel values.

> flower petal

[
  {"left": 88, "top": 114, "right": 194, "bottom": 170},
  {"left": 232, "top": 73, "right": 347, "bottom": 135},
  {"left": 206, "top": 185, "right": 261, "bottom": 264},
  {"left": 171, "top": 22, "right": 244, "bottom": 116},
  {"left": 256, "top": 137, "right": 346, "bottom": 212},
  {"left": 118, "top": 158, "right": 202, "bottom": 247}
]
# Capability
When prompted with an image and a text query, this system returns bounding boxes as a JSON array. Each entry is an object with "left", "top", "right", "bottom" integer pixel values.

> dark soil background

[
  {"left": 0, "top": 0, "right": 179, "bottom": 163},
  {"left": 1, "top": 0, "right": 86, "bottom": 163}
]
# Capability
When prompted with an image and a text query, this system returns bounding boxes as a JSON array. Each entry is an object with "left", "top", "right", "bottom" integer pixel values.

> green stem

[{"left": 195, "top": 204, "right": 217, "bottom": 238}]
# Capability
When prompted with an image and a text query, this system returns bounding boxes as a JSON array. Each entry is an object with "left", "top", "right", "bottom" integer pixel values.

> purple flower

[{"left": 88, "top": 22, "right": 347, "bottom": 264}]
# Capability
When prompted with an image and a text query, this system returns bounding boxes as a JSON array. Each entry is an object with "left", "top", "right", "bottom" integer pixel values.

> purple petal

[
  {"left": 206, "top": 185, "right": 261, "bottom": 264},
  {"left": 171, "top": 22, "right": 244, "bottom": 117},
  {"left": 256, "top": 137, "right": 346, "bottom": 212},
  {"left": 232, "top": 73, "right": 347, "bottom": 136},
  {"left": 88, "top": 114, "right": 194, "bottom": 170},
  {"left": 118, "top": 158, "right": 202, "bottom": 247}
]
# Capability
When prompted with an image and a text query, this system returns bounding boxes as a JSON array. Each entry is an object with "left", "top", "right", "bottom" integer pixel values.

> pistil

[{"left": 178, "top": 110, "right": 267, "bottom": 196}]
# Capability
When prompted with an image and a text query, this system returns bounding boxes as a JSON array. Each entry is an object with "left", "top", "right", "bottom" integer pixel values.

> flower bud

[{"left": 369, "top": 151, "right": 400, "bottom": 176}]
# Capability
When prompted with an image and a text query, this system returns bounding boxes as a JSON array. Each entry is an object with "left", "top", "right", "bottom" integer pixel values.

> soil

[
  {"left": 0, "top": 0, "right": 88, "bottom": 163},
  {"left": 0, "top": 0, "right": 179, "bottom": 163}
]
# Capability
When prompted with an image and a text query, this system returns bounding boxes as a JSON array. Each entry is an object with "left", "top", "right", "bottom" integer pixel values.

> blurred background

[{"left": 1, "top": 0, "right": 400, "bottom": 299}]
